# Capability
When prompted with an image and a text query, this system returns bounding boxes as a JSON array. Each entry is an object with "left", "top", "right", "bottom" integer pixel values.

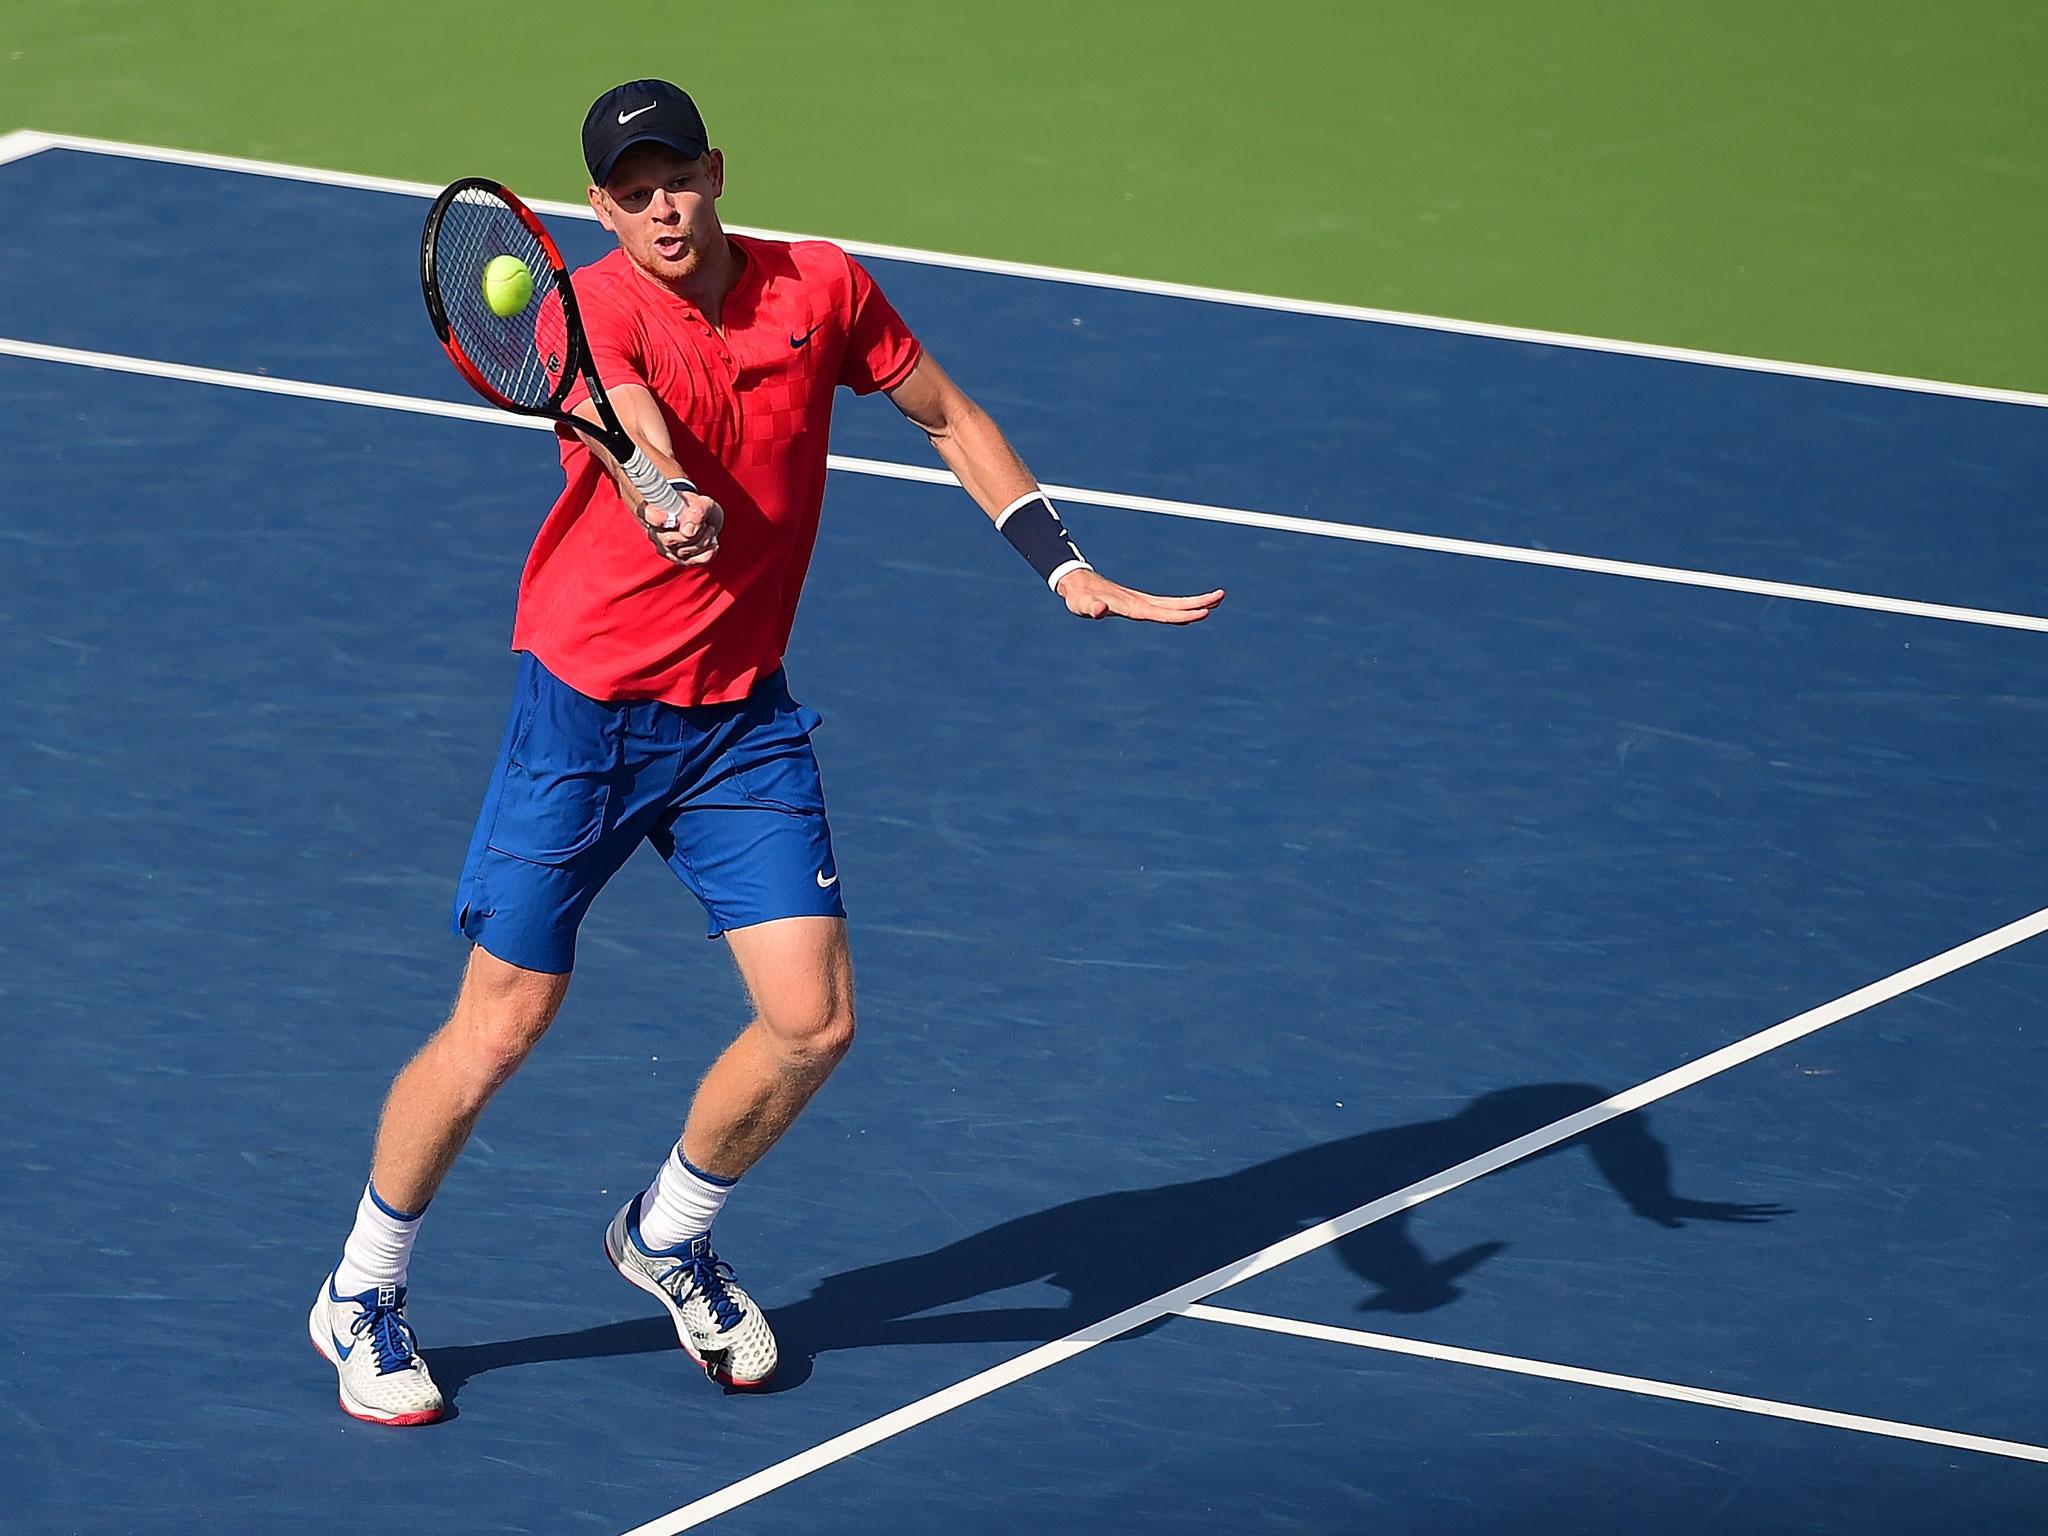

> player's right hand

[{"left": 644, "top": 491, "right": 724, "bottom": 566}]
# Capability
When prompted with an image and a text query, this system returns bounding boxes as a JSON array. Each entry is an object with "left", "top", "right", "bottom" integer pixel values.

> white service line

[
  {"left": 0, "top": 336, "right": 532, "bottom": 428},
  {"left": 983, "top": 464, "right": 2048, "bottom": 636},
  {"left": 7, "top": 335, "right": 2047, "bottom": 637},
  {"left": 617, "top": 905, "right": 2048, "bottom": 1534},
  {"left": 1178, "top": 1304, "right": 2048, "bottom": 1466},
  {"left": 6, "top": 131, "right": 2048, "bottom": 411}
]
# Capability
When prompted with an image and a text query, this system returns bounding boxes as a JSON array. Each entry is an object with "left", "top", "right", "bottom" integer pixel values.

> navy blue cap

[{"left": 582, "top": 80, "right": 709, "bottom": 185}]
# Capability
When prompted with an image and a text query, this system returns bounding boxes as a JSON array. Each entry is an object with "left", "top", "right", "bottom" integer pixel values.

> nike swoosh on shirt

[
  {"left": 789, "top": 322, "right": 822, "bottom": 349},
  {"left": 617, "top": 103, "right": 658, "bottom": 124},
  {"left": 816, "top": 871, "right": 838, "bottom": 888}
]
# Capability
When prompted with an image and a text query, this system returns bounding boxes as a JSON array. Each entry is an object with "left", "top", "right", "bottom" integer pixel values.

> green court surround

[{"left": 5, "top": 1, "right": 2043, "bottom": 391}]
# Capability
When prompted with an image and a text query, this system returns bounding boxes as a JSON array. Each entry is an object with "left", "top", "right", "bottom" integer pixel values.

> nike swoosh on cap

[{"left": 617, "top": 103, "right": 658, "bottom": 124}]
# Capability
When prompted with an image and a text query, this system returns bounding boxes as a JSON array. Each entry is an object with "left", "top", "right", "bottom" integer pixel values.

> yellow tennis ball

[{"left": 481, "top": 255, "right": 534, "bottom": 318}]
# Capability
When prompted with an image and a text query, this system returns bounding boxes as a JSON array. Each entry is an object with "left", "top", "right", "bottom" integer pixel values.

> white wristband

[{"left": 1044, "top": 557, "right": 1092, "bottom": 593}]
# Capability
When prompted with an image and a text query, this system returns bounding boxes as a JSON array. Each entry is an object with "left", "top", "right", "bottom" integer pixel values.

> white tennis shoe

[
  {"left": 309, "top": 1274, "right": 446, "bottom": 1426},
  {"left": 604, "top": 1197, "right": 778, "bottom": 1389}
]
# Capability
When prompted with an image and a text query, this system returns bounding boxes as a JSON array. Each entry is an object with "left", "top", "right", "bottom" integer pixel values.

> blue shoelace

[
  {"left": 661, "top": 1250, "right": 745, "bottom": 1332},
  {"left": 351, "top": 1299, "right": 423, "bottom": 1376}
]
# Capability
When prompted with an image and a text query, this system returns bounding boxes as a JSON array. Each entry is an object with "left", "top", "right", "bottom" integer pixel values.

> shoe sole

[
  {"left": 307, "top": 1294, "right": 447, "bottom": 1427},
  {"left": 602, "top": 1227, "right": 775, "bottom": 1391}
]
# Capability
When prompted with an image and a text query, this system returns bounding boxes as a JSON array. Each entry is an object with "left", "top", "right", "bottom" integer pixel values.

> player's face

[{"left": 590, "top": 145, "right": 726, "bottom": 285}]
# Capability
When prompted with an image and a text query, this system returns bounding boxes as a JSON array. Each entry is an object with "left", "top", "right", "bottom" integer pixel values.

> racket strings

[{"left": 431, "top": 189, "right": 570, "bottom": 410}]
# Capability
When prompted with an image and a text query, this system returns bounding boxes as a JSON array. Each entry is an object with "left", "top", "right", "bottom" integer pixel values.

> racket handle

[{"left": 619, "top": 449, "right": 686, "bottom": 516}]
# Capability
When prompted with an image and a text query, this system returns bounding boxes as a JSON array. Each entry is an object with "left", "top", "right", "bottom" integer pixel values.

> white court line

[
  {"left": 618, "top": 907, "right": 2048, "bottom": 1533},
  {"left": 0, "top": 337, "right": 530, "bottom": 427},
  {"left": 0, "top": 130, "right": 55, "bottom": 167},
  {"left": 5, "top": 129, "right": 2047, "bottom": 411},
  {"left": 7, "top": 335, "right": 2048, "bottom": 637},
  {"left": 1178, "top": 1304, "right": 2048, "bottom": 1466}
]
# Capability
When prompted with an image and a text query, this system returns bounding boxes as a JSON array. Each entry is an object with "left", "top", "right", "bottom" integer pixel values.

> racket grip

[{"left": 619, "top": 450, "right": 686, "bottom": 515}]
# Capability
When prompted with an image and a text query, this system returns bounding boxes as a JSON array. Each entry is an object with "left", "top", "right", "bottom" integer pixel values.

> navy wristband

[{"left": 996, "top": 492, "right": 1091, "bottom": 592}]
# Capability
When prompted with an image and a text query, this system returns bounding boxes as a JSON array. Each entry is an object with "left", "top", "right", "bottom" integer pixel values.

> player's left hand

[
  {"left": 645, "top": 491, "right": 724, "bottom": 566},
  {"left": 1055, "top": 569, "right": 1225, "bottom": 625}
]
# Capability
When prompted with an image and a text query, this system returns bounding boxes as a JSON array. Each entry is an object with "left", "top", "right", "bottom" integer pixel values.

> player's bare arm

[
  {"left": 886, "top": 353, "right": 1224, "bottom": 624},
  {"left": 570, "top": 387, "right": 723, "bottom": 566}
]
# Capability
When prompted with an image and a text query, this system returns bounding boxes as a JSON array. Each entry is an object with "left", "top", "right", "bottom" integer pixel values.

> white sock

[
  {"left": 332, "top": 1182, "right": 427, "bottom": 1295},
  {"left": 636, "top": 1145, "right": 735, "bottom": 1251}
]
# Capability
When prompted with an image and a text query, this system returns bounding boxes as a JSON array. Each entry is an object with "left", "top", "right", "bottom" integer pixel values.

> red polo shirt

[{"left": 511, "top": 234, "right": 922, "bottom": 704}]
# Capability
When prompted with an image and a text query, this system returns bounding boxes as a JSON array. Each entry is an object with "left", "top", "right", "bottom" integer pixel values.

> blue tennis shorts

[{"left": 452, "top": 653, "right": 844, "bottom": 973}]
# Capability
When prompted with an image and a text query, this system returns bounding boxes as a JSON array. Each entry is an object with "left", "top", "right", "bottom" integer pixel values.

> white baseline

[
  {"left": 4, "top": 335, "right": 2045, "bottom": 637},
  {"left": 0, "top": 129, "right": 2045, "bottom": 411},
  {"left": 1180, "top": 1304, "right": 2048, "bottom": 1466},
  {"left": 616, "top": 906, "right": 2048, "bottom": 1533}
]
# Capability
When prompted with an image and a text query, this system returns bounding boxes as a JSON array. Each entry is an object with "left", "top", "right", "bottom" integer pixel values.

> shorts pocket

[
  {"left": 485, "top": 757, "right": 612, "bottom": 864},
  {"left": 728, "top": 739, "right": 826, "bottom": 816}
]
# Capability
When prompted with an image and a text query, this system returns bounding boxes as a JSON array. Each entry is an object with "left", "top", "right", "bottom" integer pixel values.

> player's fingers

[
  {"left": 685, "top": 496, "right": 725, "bottom": 535},
  {"left": 651, "top": 531, "right": 710, "bottom": 565},
  {"left": 1148, "top": 589, "right": 1225, "bottom": 611},
  {"left": 1109, "top": 588, "right": 1219, "bottom": 624},
  {"left": 1117, "top": 586, "right": 1224, "bottom": 608},
  {"left": 1135, "top": 603, "right": 1212, "bottom": 625}
]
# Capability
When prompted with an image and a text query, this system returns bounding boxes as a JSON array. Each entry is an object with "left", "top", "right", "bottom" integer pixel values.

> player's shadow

[
  {"left": 771, "top": 1082, "right": 1787, "bottom": 1363},
  {"left": 429, "top": 1314, "right": 681, "bottom": 1411},
  {"left": 429, "top": 1081, "right": 1786, "bottom": 1402}
]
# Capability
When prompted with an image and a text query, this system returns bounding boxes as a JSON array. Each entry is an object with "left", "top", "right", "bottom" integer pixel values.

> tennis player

[{"left": 310, "top": 79, "right": 1223, "bottom": 1425}]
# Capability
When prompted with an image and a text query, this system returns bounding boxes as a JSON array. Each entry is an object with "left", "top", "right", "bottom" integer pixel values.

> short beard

[{"left": 637, "top": 233, "right": 709, "bottom": 287}]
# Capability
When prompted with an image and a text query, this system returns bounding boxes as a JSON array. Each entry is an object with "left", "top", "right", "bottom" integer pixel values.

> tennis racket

[{"left": 419, "top": 177, "right": 687, "bottom": 522}]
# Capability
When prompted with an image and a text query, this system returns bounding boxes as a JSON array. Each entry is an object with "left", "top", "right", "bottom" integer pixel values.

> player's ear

[
  {"left": 704, "top": 149, "right": 724, "bottom": 199},
  {"left": 587, "top": 185, "right": 615, "bottom": 231}
]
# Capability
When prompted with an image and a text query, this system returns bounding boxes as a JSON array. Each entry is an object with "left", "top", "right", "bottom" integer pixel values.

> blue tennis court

[{"left": 2, "top": 135, "right": 2045, "bottom": 1534}]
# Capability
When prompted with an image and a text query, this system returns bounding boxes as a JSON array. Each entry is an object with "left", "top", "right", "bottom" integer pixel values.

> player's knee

[
  {"left": 425, "top": 1010, "right": 544, "bottom": 1113},
  {"left": 443, "top": 956, "right": 568, "bottom": 1101},
  {"left": 465, "top": 1018, "right": 545, "bottom": 1094},
  {"left": 814, "top": 1000, "right": 856, "bottom": 1068},
  {"left": 768, "top": 993, "right": 855, "bottom": 1073}
]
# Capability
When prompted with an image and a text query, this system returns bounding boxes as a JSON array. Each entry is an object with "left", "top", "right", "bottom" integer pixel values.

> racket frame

[{"left": 420, "top": 177, "right": 684, "bottom": 517}]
